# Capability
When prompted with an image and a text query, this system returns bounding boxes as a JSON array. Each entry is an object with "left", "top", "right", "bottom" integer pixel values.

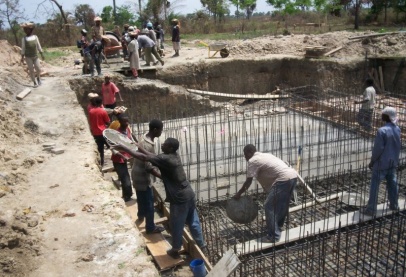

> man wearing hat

[
  {"left": 20, "top": 22, "right": 45, "bottom": 88},
  {"left": 91, "top": 16, "right": 105, "bottom": 41},
  {"left": 361, "top": 107, "right": 401, "bottom": 216},
  {"left": 171, "top": 19, "right": 180, "bottom": 57},
  {"left": 80, "top": 29, "right": 90, "bottom": 74}
]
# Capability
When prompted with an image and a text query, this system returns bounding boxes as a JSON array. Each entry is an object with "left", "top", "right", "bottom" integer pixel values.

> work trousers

[
  {"left": 265, "top": 178, "right": 297, "bottom": 241},
  {"left": 83, "top": 52, "right": 93, "bottom": 74},
  {"left": 93, "top": 135, "right": 109, "bottom": 165},
  {"left": 365, "top": 168, "right": 399, "bottom": 214},
  {"left": 25, "top": 56, "right": 41, "bottom": 84},
  {"left": 113, "top": 162, "right": 133, "bottom": 201},
  {"left": 135, "top": 187, "right": 156, "bottom": 232},
  {"left": 144, "top": 47, "right": 162, "bottom": 65},
  {"left": 93, "top": 54, "right": 102, "bottom": 75},
  {"left": 357, "top": 109, "right": 374, "bottom": 131},
  {"left": 170, "top": 198, "right": 206, "bottom": 250}
]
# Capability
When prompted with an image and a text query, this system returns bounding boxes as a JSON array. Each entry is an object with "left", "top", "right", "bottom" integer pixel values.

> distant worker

[
  {"left": 361, "top": 107, "right": 401, "bottom": 216},
  {"left": 132, "top": 119, "right": 165, "bottom": 234},
  {"left": 171, "top": 19, "right": 180, "bottom": 57},
  {"left": 110, "top": 114, "right": 134, "bottom": 202},
  {"left": 127, "top": 31, "right": 140, "bottom": 79},
  {"left": 121, "top": 24, "right": 130, "bottom": 59},
  {"left": 354, "top": 78, "right": 376, "bottom": 131},
  {"left": 79, "top": 29, "right": 90, "bottom": 74},
  {"left": 137, "top": 34, "right": 164, "bottom": 67},
  {"left": 155, "top": 24, "right": 164, "bottom": 57},
  {"left": 91, "top": 16, "right": 105, "bottom": 41},
  {"left": 101, "top": 75, "right": 122, "bottom": 112},
  {"left": 111, "top": 137, "right": 207, "bottom": 259},
  {"left": 88, "top": 96, "right": 110, "bottom": 166},
  {"left": 88, "top": 35, "right": 109, "bottom": 76},
  {"left": 87, "top": 92, "right": 100, "bottom": 112},
  {"left": 234, "top": 144, "right": 297, "bottom": 243},
  {"left": 20, "top": 22, "right": 45, "bottom": 88}
]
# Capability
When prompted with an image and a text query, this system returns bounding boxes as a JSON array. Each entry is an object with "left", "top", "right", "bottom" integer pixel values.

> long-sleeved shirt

[
  {"left": 137, "top": 35, "right": 155, "bottom": 48},
  {"left": 370, "top": 122, "right": 401, "bottom": 170}
]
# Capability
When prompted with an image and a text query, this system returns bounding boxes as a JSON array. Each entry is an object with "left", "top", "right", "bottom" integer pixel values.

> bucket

[{"left": 190, "top": 259, "right": 206, "bottom": 277}]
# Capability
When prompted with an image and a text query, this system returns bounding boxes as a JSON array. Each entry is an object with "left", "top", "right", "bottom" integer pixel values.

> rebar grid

[{"left": 127, "top": 85, "right": 406, "bottom": 275}]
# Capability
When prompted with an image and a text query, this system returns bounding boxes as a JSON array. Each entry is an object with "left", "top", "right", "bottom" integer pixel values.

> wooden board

[
  {"left": 187, "top": 89, "right": 290, "bottom": 100},
  {"left": 124, "top": 200, "right": 184, "bottom": 271},
  {"left": 207, "top": 249, "right": 240, "bottom": 277},
  {"left": 324, "top": 46, "right": 343, "bottom": 57},
  {"left": 235, "top": 198, "right": 406, "bottom": 256},
  {"left": 16, "top": 88, "right": 32, "bottom": 100}
]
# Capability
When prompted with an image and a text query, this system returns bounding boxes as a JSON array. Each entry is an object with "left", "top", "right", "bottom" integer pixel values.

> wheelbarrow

[{"left": 200, "top": 41, "right": 229, "bottom": 58}]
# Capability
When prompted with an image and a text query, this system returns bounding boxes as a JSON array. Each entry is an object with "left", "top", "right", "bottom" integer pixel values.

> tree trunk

[
  {"left": 113, "top": 0, "right": 117, "bottom": 24},
  {"left": 50, "top": 0, "right": 71, "bottom": 41},
  {"left": 354, "top": 0, "right": 360, "bottom": 30},
  {"left": 138, "top": 0, "right": 142, "bottom": 17}
]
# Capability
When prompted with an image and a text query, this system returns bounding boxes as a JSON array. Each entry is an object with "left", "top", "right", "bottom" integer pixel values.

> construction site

[{"left": 1, "top": 29, "right": 406, "bottom": 276}]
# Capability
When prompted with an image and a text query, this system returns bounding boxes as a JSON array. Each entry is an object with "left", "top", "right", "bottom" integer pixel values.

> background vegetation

[{"left": 0, "top": 0, "right": 404, "bottom": 48}]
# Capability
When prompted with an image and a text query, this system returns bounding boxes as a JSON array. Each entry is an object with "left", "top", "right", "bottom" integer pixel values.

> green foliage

[
  {"left": 74, "top": 4, "right": 95, "bottom": 30},
  {"left": 101, "top": 6, "right": 114, "bottom": 23},
  {"left": 42, "top": 48, "right": 71, "bottom": 64},
  {"left": 116, "top": 5, "right": 136, "bottom": 25}
]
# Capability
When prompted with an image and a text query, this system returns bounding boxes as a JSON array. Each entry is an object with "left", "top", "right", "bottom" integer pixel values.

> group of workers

[
  {"left": 87, "top": 77, "right": 206, "bottom": 259},
  {"left": 78, "top": 17, "right": 182, "bottom": 79}
]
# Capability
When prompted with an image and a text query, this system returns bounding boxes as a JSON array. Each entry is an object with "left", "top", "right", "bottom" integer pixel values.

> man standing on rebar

[
  {"left": 20, "top": 22, "right": 45, "bottom": 88},
  {"left": 131, "top": 119, "right": 165, "bottom": 234},
  {"left": 111, "top": 137, "right": 206, "bottom": 259},
  {"left": 355, "top": 78, "right": 376, "bottom": 131},
  {"left": 234, "top": 144, "right": 297, "bottom": 243},
  {"left": 361, "top": 107, "right": 401, "bottom": 216}
]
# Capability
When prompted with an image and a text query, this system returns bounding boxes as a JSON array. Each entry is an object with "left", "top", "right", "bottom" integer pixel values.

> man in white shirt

[
  {"left": 234, "top": 144, "right": 297, "bottom": 243},
  {"left": 355, "top": 78, "right": 376, "bottom": 131}
]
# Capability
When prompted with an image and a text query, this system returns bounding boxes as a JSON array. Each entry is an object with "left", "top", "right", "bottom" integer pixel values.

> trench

[{"left": 69, "top": 57, "right": 406, "bottom": 276}]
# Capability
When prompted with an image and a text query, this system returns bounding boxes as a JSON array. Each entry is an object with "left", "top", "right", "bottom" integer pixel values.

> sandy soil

[{"left": 0, "top": 29, "right": 404, "bottom": 276}]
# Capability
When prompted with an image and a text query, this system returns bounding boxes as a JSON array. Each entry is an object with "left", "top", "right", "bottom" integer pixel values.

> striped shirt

[{"left": 131, "top": 133, "right": 157, "bottom": 191}]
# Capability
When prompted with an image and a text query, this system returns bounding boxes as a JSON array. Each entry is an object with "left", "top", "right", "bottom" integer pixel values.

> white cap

[{"left": 382, "top": 106, "right": 397, "bottom": 124}]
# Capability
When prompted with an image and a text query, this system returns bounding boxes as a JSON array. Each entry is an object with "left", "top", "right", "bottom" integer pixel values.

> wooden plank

[
  {"left": 124, "top": 200, "right": 184, "bottom": 271},
  {"left": 187, "top": 89, "right": 290, "bottom": 100},
  {"left": 289, "top": 192, "right": 343, "bottom": 213},
  {"left": 324, "top": 46, "right": 343, "bottom": 57},
  {"left": 348, "top": 31, "right": 399, "bottom": 40},
  {"left": 16, "top": 88, "right": 32, "bottom": 100},
  {"left": 235, "top": 198, "right": 406, "bottom": 256},
  {"left": 207, "top": 249, "right": 240, "bottom": 277},
  {"left": 379, "top": 66, "right": 385, "bottom": 91}
]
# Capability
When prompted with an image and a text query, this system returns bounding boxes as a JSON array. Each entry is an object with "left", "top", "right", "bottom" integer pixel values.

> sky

[{"left": 19, "top": 0, "right": 273, "bottom": 23}]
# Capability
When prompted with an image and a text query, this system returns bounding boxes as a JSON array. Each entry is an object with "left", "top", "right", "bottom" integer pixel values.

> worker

[
  {"left": 79, "top": 29, "right": 90, "bottom": 74},
  {"left": 91, "top": 16, "right": 105, "bottom": 41},
  {"left": 110, "top": 114, "right": 134, "bottom": 202},
  {"left": 132, "top": 119, "right": 165, "bottom": 234},
  {"left": 111, "top": 137, "right": 206, "bottom": 259},
  {"left": 361, "top": 107, "right": 401, "bottom": 216},
  {"left": 88, "top": 96, "right": 110, "bottom": 166},
  {"left": 137, "top": 34, "right": 164, "bottom": 66},
  {"left": 86, "top": 35, "right": 108, "bottom": 76},
  {"left": 127, "top": 31, "right": 140, "bottom": 79},
  {"left": 234, "top": 144, "right": 297, "bottom": 243},
  {"left": 155, "top": 25, "right": 164, "bottom": 57},
  {"left": 171, "top": 19, "right": 180, "bottom": 57},
  {"left": 121, "top": 24, "right": 130, "bottom": 59},
  {"left": 20, "top": 22, "right": 45, "bottom": 88},
  {"left": 101, "top": 75, "right": 122, "bottom": 112},
  {"left": 354, "top": 78, "right": 376, "bottom": 131}
]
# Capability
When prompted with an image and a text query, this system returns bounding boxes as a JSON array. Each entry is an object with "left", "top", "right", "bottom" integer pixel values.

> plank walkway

[
  {"left": 235, "top": 198, "right": 406, "bottom": 256},
  {"left": 124, "top": 200, "right": 184, "bottom": 271}
]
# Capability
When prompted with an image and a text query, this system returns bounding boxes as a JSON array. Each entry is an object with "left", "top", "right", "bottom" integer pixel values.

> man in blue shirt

[{"left": 361, "top": 107, "right": 401, "bottom": 216}]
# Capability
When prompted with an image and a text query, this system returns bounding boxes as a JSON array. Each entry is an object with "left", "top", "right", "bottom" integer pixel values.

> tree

[
  {"left": 74, "top": 4, "right": 95, "bottom": 30},
  {"left": 200, "top": 0, "right": 229, "bottom": 22},
  {"left": 0, "top": 0, "right": 25, "bottom": 45},
  {"left": 101, "top": 5, "right": 114, "bottom": 23},
  {"left": 230, "top": 0, "right": 257, "bottom": 19},
  {"left": 116, "top": 5, "right": 136, "bottom": 25}
]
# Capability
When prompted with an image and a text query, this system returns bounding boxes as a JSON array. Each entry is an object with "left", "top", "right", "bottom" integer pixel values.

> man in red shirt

[
  {"left": 101, "top": 75, "right": 122, "bottom": 110},
  {"left": 88, "top": 97, "right": 110, "bottom": 165},
  {"left": 110, "top": 114, "right": 134, "bottom": 202}
]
